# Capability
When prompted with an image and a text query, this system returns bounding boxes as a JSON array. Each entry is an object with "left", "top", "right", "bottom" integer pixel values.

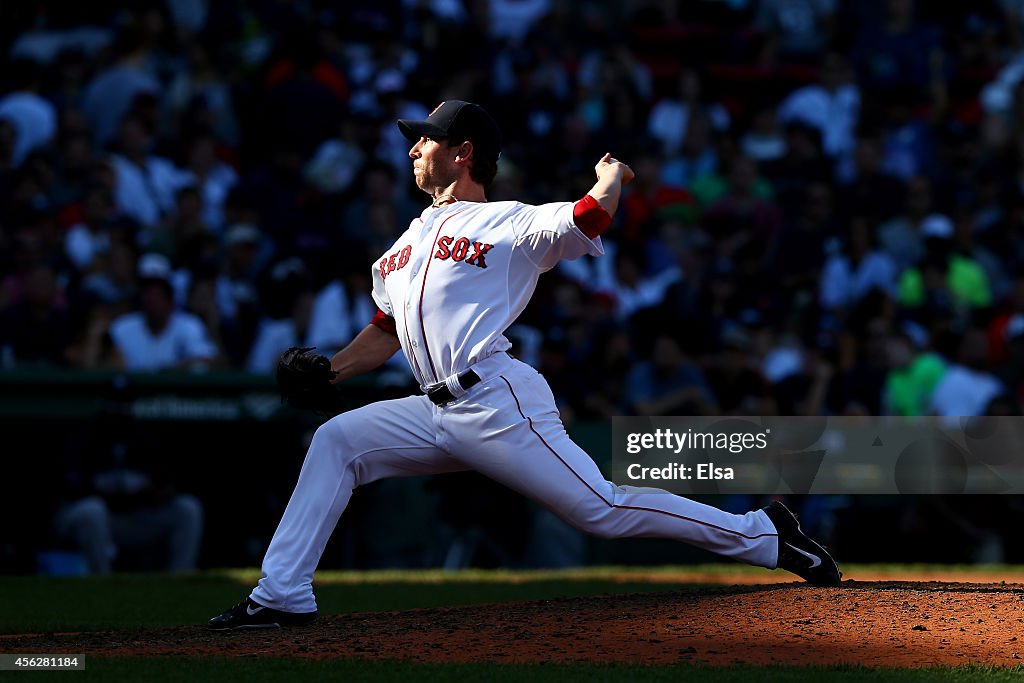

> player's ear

[{"left": 455, "top": 142, "right": 473, "bottom": 162}]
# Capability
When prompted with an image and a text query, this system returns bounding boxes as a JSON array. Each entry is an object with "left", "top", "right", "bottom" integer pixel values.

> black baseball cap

[{"left": 398, "top": 100, "right": 501, "bottom": 164}]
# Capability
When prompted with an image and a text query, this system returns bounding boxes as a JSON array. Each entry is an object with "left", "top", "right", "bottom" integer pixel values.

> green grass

[
  {"left": 0, "top": 571, "right": 717, "bottom": 634},
  {"left": 2, "top": 564, "right": 1020, "bottom": 633},
  {"left": 23, "top": 659, "right": 1024, "bottom": 683}
]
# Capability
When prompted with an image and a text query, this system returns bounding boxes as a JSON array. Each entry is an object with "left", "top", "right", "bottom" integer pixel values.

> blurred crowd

[
  {"left": 4, "top": 0, "right": 1024, "bottom": 424},
  {"left": 10, "top": 0, "right": 1024, "bottom": 570}
]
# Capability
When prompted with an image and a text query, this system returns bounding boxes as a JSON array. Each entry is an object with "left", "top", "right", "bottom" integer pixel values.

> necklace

[{"left": 432, "top": 193, "right": 458, "bottom": 208}]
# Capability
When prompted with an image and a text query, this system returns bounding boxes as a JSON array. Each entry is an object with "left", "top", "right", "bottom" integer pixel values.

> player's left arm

[{"left": 328, "top": 321, "right": 402, "bottom": 383}]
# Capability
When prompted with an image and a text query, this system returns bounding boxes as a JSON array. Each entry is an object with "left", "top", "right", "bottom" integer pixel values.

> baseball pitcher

[{"left": 209, "top": 100, "right": 840, "bottom": 630}]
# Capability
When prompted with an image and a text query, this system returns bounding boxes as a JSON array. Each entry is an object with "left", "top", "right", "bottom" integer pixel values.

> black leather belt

[{"left": 426, "top": 369, "right": 481, "bottom": 405}]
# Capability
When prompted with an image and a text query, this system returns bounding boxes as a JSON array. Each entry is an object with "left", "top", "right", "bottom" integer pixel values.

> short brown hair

[
  {"left": 470, "top": 153, "right": 498, "bottom": 187},
  {"left": 448, "top": 139, "right": 498, "bottom": 188}
]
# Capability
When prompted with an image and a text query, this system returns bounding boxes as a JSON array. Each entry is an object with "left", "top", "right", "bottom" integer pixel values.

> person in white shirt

[
  {"left": 182, "top": 134, "right": 238, "bottom": 232},
  {"left": 648, "top": 68, "right": 730, "bottom": 157},
  {"left": 81, "top": 26, "right": 160, "bottom": 148},
  {"left": 64, "top": 186, "right": 116, "bottom": 272},
  {"left": 0, "top": 60, "right": 57, "bottom": 167},
  {"left": 777, "top": 52, "right": 860, "bottom": 160},
  {"left": 110, "top": 115, "right": 192, "bottom": 230},
  {"left": 107, "top": 254, "right": 218, "bottom": 371},
  {"left": 930, "top": 328, "right": 1004, "bottom": 417},
  {"left": 820, "top": 216, "right": 899, "bottom": 311}
]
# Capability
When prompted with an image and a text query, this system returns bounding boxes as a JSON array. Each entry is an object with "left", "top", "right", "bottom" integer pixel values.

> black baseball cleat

[
  {"left": 208, "top": 598, "right": 318, "bottom": 630},
  {"left": 763, "top": 501, "right": 841, "bottom": 587}
]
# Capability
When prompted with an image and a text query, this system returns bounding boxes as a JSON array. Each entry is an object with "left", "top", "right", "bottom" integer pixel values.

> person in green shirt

[
  {"left": 897, "top": 215, "right": 992, "bottom": 310},
  {"left": 883, "top": 332, "right": 947, "bottom": 416}
]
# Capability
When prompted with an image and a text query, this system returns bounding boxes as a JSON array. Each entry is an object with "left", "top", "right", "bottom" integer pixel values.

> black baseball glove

[{"left": 276, "top": 346, "right": 344, "bottom": 415}]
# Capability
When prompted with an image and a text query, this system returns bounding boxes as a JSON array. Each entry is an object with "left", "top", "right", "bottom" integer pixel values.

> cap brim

[{"left": 397, "top": 119, "right": 448, "bottom": 141}]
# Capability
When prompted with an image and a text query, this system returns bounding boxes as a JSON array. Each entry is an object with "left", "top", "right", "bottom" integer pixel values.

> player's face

[{"left": 409, "top": 136, "right": 458, "bottom": 194}]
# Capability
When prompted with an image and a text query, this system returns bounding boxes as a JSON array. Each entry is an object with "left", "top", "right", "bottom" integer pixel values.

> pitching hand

[{"left": 595, "top": 153, "right": 635, "bottom": 185}]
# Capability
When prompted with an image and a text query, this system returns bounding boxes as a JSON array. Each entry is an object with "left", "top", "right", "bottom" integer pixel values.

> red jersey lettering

[
  {"left": 451, "top": 237, "right": 470, "bottom": 262},
  {"left": 466, "top": 242, "right": 493, "bottom": 268},
  {"left": 435, "top": 235, "right": 454, "bottom": 259},
  {"left": 433, "top": 235, "right": 494, "bottom": 269},
  {"left": 380, "top": 246, "right": 413, "bottom": 279}
]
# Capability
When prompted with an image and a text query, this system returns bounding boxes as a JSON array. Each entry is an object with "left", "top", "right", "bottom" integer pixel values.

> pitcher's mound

[{"left": 5, "top": 581, "right": 1023, "bottom": 667}]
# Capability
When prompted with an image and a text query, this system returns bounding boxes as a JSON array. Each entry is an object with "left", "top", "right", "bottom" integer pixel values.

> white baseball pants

[{"left": 251, "top": 353, "right": 779, "bottom": 612}]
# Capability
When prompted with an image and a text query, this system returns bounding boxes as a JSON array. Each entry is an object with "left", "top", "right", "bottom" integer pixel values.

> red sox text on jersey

[
  {"left": 433, "top": 236, "right": 493, "bottom": 267},
  {"left": 379, "top": 236, "right": 494, "bottom": 280},
  {"left": 371, "top": 200, "right": 602, "bottom": 388}
]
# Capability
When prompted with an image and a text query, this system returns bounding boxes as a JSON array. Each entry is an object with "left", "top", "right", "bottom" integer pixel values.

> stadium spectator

[
  {"left": 0, "top": 59, "right": 58, "bottom": 167},
  {"left": 897, "top": 214, "right": 993, "bottom": 312},
  {"left": 606, "top": 244, "right": 683, "bottom": 322},
  {"left": 755, "top": 0, "right": 837, "bottom": 62},
  {"left": 836, "top": 127, "right": 907, "bottom": 219},
  {"left": 625, "top": 331, "right": 717, "bottom": 416},
  {"left": 739, "top": 103, "right": 787, "bottom": 163},
  {"left": 181, "top": 133, "right": 238, "bottom": 232},
  {"left": 882, "top": 331, "right": 947, "bottom": 416},
  {"left": 762, "top": 121, "right": 834, "bottom": 217},
  {"left": 659, "top": 110, "right": 721, "bottom": 191},
  {"left": 875, "top": 175, "right": 936, "bottom": 272},
  {"left": 700, "top": 155, "right": 781, "bottom": 242},
  {"left": 246, "top": 258, "right": 315, "bottom": 374},
  {"left": 164, "top": 39, "right": 239, "bottom": 145},
  {"left": 930, "top": 327, "right": 1005, "bottom": 416},
  {"left": 647, "top": 68, "right": 730, "bottom": 157},
  {"left": 109, "top": 114, "right": 192, "bottom": 231},
  {"left": 772, "top": 180, "right": 836, "bottom": 303},
  {"left": 64, "top": 184, "right": 117, "bottom": 271},
  {"left": 486, "top": 0, "right": 553, "bottom": 45},
  {"left": 820, "top": 216, "right": 899, "bottom": 312},
  {"left": 0, "top": 262, "right": 71, "bottom": 366},
  {"left": 146, "top": 185, "right": 211, "bottom": 265},
  {"left": 105, "top": 253, "right": 218, "bottom": 370},
  {"left": 851, "top": 0, "right": 945, "bottom": 96},
  {"left": 777, "top": 52, "right": 860, "bottom": 159},
  {"left": 341, "top": 160, "right": 421, "bottom": 251},
  {"left": 81, "top": 22, "right": 160, "bottom": 148}
]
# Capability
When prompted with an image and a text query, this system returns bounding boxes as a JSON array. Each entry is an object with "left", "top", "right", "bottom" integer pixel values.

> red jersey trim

[
  {"left": 573, "top": 194, "right": 612, "bottom": 239},
  {"left": 370, "top": 309, "right": 397, "bottom": 336}
]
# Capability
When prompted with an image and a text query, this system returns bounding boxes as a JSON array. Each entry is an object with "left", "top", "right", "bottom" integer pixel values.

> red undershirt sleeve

[
  {"left": 369, "top": 308, "right": 397, "bottom": 335},
  {"left": 573, "top": 193, "right": 613, "bottom": 239}
]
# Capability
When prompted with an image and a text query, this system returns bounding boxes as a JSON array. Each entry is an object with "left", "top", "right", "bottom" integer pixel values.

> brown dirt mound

[{"left": 5, "top": 581, "right": 1024, "bottom": 667}]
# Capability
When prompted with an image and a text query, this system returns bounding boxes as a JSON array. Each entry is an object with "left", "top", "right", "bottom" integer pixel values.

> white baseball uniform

[{"left": 250, "top": 199, "right": 780, "bottom": 613}]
